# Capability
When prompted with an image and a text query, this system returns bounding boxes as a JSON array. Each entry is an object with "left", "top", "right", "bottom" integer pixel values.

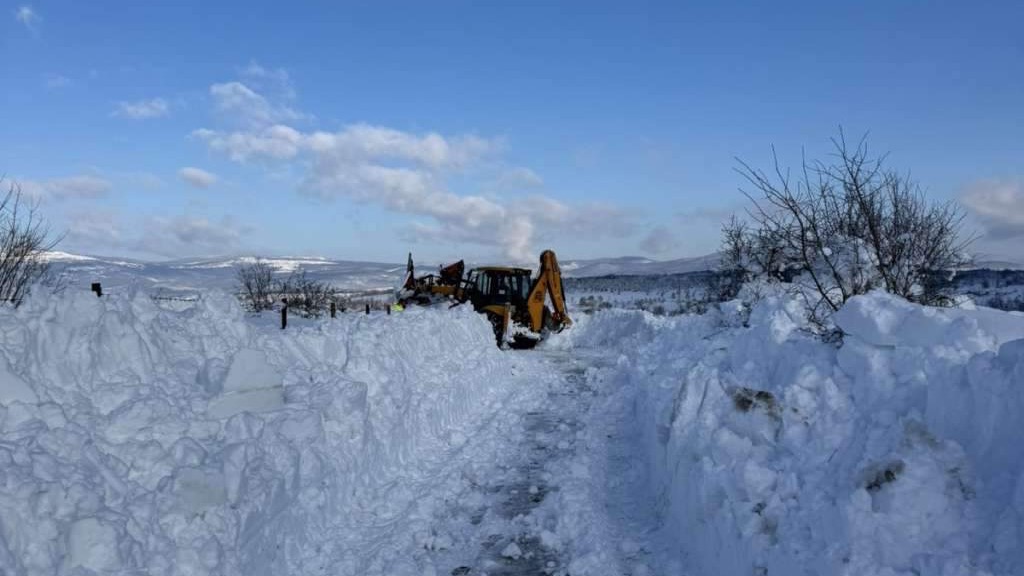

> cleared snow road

[{"left": 420, "top": 349, "right": 666, "bottom": 576}]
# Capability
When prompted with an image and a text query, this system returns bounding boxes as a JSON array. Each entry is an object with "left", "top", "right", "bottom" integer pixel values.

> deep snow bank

[
  {"left": 572, "top": 292, "right": 1024, "bottom": 575},
  {"left": 0, "top": 290, "right": 515, "bottom": 576}
]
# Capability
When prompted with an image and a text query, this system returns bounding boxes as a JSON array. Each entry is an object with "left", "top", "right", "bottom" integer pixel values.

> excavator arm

[{"left": 526, "top": 249, "right": 572, "bottom": 332}]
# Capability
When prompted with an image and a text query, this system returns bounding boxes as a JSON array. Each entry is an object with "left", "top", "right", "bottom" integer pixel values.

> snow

[
  {"left": 0, "top": 358, "right": 37, "bottom": 406},
  {"left": 40, "top": 250, "right": 98, "bottom": 262},
  {"left": 176, "top": 256, "right": 334, "bottom": 272},
  {"left": 501, "top": 541, "right": 523, "bottom": 559},
  {"left": 3, "top": 277, "right": 1024, "bottom": 575},
  {"left": 66, "top": 517, "right": 122, "bottom": 573},
  {"left": 835, "top": 289, "right": 1024, "bottom": 348},
  {"left": 557, "top": 291, "right": 1024, "bottom": 575},
  {"left": 0, "top": 288, "right": 538, "bottom": 575}
]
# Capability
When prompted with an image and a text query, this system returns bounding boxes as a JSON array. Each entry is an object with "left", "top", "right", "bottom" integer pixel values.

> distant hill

[
  {"left": 44, "top": 251, "right": 725, "bottom": 292},
  {"left": 49, "top": 249, "right": 1022, "bottom": 296},
  {"left": 970, "top": 259, "right": 1024, "bottom": 271},
  {"left": 45, "top": 253, "right": 406, "bottom": 294}
]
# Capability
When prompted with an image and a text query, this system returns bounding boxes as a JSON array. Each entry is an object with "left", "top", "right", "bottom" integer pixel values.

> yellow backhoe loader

[{"left": 398, "top": 250, "right": 572, "bottom": 348}]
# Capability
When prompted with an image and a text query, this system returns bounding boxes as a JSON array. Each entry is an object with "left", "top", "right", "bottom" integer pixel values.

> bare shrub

[
  {"left": 277, "top": 270, "right": 333, "bottom": 318},
  {"left": 724, "top": 131, "right": 971, "bottom": 321},
  {"left": 236, "top": 259, "right": 275, "bottom": 312},
  {"left": 0, "top": 180, "right": 59, "bottom": 306}
]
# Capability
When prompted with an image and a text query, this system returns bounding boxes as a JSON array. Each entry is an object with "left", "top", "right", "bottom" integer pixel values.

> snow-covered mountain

[
  {"left": 45, "top": 253, "right": 407, "bottom": 293},
  {"left": 42, "top": 250, "right": 1024, "bottom": 295},
  {"left": 44, "top": 251, "right": 726, "bottom": 292}
]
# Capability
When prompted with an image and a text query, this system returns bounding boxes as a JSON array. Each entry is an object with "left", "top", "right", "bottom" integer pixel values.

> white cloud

[
  {"left": 306, "top": 124, "right": 497, "bottom": 170},
  {"left": 15, "top": 5, "right": 38, "bottom": 30},
  {"left": 197, "top": 120, "right": 635, "bottom": 260},
  {"left": 298, "top": 142, "right": 632, "bottom": 261},
  {"left": 194, "top": 74, "right": 634, "bottom": 260},
  {"left": 195, "top": 122, "right": 496, "bottom": 168},
  {"left": 192, "top": 124, "right": 303, "bottom": 162},
  {"left": 65, "top": 210, "right": 124, "bottom": 251},
  {"left": 494, "top": 167, "right": 544, "bottom": 189},
  {"left": 62, "top": 209, "right": 248, "bottom": 259},
  {"left": 45, "top": 74, "right": 71, "bottom": 89},
  {"left": 136, "top": 215, "right": 246, "bottom": 257},
  {"left": 961, "top": 178, "right": 1024, "bottom": 261},
  {"left": 113, "top": 98, "right": 170, "bottom": 119},
  {"left": 639, "top": 226, "right": 676, "bottom": 255},
  {"left": 240, "top": 61, "right": 296, "bottom": 99},
  {"left": 962, "top": 178, "right": 1024, "bottom": 239},
  {"left": 178, "top": 167, "right": 218, "bottom": 188},
  {"left": 18, "top": 175, "right": 112, "bottom": 200},
  {"left": 210, "top": 81, "right": 305, "bottom": 127}
]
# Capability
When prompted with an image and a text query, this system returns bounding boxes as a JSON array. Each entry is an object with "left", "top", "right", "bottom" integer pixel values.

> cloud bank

[
  {"left": 192, "top": 74, "right": 636, "bottom": 261},
  {"left": 178, "top": 167, "right": 218, "bottom": 189}
]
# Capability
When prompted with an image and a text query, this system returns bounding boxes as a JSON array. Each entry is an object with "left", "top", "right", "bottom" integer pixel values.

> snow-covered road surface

[{"left": 418, "top": 349, "right": 666, "bottom": 575}]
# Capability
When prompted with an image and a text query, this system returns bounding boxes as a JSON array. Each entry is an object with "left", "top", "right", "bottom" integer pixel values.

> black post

[
  {"left": 91, "top": 283, "right": 102, "bottom": 297},
  {"left": 387, "top": 304, "right": 391, "bottom": 316},
  {"left": 365, "top": 303, "right": 370, "bottom": 315},
  {"left": 281, "top": 298, "right": 288, "bottom": 330},
  {"left": 330, "top": 302, "right": 336, "bottom": 318}
]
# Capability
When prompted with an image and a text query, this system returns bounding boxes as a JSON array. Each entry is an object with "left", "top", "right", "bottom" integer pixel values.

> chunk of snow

[
  {"left": 222, "top": 348, "right": 281, "bottom": 392},
  {"left": 0, "top": 359, "right": 36, "bottom": 406},
  {"left": 65, "top": 518, "right": 122, "bottom": 572},
  {"left": 174, "top": 467, "right": 228, "bottom": 513},
  {"left": 501, "top": 541, "right": 523, "bottom": 559},
  {"left": 207, "top": 387, "right": 285, "bottom": 419}
]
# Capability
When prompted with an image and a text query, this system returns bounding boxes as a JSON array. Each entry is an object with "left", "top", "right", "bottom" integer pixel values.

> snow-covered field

[{"left": 2, "top": 278, "right": 1024, "bottom": 575}]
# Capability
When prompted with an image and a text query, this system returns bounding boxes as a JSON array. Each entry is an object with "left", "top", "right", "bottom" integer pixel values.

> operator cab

[{"left": 464, "top": 267, "right": 532, "bottom": 310}]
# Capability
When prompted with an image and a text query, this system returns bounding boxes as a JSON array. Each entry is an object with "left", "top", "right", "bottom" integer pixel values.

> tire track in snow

[{"left": 424, "top": 350, "right": 662, "bottom": 576}]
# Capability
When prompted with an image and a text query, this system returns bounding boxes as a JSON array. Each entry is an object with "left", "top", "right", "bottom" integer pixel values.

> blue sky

[{"left": 3, "top": 1, "right": 1022, "bottom": 263}]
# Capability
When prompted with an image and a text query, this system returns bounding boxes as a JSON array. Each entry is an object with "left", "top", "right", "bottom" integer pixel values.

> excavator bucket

[{"left": 438, "top": 260, "right": 465, "bottom": 286}]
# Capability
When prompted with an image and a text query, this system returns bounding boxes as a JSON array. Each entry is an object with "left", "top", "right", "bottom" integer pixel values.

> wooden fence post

[
  {"left": 330, "top": 302, "right": 336, "bottom": 318},
  {"left": 365, "top": 303, "right": 370, "bottom": 315},
  {"left": 281, "top": 298, "right": 288, "bottom": 330},
  {"left": 387, "top": 304, "right": 391, "bottom": 316}
]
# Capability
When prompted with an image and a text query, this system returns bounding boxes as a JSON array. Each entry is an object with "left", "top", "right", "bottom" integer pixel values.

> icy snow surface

[
  {"left": 2, "top": 286, "right": 1024, "bottom": 575},
  {"left": 561, "top": 291, "right": 1024, "bottom": 575}
]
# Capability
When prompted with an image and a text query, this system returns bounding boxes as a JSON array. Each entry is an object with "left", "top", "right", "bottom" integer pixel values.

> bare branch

[
  {"left": 0, "top": 178, "right": 59, "bottom": 306},
  {"left": 722, "top": 131, "right": 972, "bottom": 323}
]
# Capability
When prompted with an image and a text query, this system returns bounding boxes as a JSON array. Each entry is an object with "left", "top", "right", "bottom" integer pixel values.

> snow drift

[
  {"left": 0, "top": 290, "right": 519, "bottom": 575},
  {"left": 573, "top": 291, "right": 1024, "bottom": 575}
]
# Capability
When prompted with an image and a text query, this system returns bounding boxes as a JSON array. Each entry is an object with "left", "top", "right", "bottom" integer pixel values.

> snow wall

[
  {"left": 0, "top": 290, "right": 511, "bottom": 576},
  {"left": 573, "top": 291, "right": 1024, "bottom": 575}
]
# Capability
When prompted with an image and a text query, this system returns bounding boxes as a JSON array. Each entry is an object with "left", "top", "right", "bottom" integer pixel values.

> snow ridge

[
  {"left": 0, "top": 290, "right": 529, "bottom": 575},
  {"left": 568, "top": 292, "right": 1024, "bottom": 575}
]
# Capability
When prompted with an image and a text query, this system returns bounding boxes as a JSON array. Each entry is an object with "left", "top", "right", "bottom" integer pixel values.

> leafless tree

[
  {"left": 0, "top": 180, "right": 59, "bottom": 306},
  {"left": 236, "top": 259, "right": 275, "bottom": 312},
  {"left": 276, "top": 270, "right": 333, "bottom": 318},
  {"left": 724, "top": 131, "right": 971, "bottom": 320}
]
